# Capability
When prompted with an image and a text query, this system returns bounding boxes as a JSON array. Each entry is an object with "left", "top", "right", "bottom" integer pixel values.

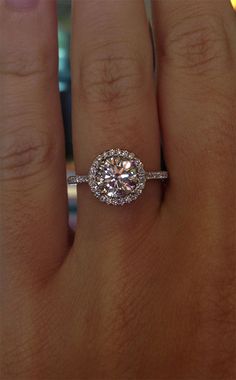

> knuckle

[
  {"left": 0, "top": 43, "right": 54, "bottom": 80},
  {"left": 0, "top": 128, "right": 57, "bottom": 182},
  {"left": 78, "top": 48, "right": 145, "bottom": 111},
  {"left": 0, "top": 8, "right": 55, "bottom": 81},
  {"left": 164, "top": 14, "right": 232, "bottom": 75}
]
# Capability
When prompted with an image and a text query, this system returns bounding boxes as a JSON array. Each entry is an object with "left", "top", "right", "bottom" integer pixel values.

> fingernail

[{"left": 5, "top": 0, "right": 39, "bottom": 10}]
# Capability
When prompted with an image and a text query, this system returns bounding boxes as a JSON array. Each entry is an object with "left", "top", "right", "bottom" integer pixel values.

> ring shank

[
  {"left": 67, "top": 175, "right": 89, "bottom": 184},
  {"left": 145, "top": 171, "right": 168, "bottom": 180}
]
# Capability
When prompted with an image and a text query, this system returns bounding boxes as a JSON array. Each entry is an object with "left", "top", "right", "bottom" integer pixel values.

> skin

[{"left": 0, "top": 0, "right": 236, "bottom": 379}]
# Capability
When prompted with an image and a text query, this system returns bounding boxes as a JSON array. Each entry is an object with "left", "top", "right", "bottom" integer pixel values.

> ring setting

[{"left": 68, "top": 148, "right": 168, "bottom": 206}]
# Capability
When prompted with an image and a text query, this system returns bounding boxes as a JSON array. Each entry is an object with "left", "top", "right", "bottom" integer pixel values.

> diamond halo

[{"left": 88, "top": 149, "right": 146, "bottom": 206}]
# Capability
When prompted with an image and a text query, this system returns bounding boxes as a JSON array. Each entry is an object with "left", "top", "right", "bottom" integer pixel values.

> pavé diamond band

[{"left": 67, "top": 149, "right": 168, "bottom": 206}]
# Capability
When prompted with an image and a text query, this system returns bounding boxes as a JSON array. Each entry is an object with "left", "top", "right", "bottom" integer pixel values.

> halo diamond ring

[{"left": 67, "top": 148, "right": 168, "bottom": 206}]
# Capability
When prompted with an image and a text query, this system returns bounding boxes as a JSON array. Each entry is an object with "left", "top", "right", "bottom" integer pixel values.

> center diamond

[{"left": 96, "top": 156, "right": 138, "bottom": 198}]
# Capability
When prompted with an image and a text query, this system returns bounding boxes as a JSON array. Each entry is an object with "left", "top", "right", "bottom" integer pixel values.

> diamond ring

[{"left": 67, "top": 148, "right": 168, "bottom": 206}]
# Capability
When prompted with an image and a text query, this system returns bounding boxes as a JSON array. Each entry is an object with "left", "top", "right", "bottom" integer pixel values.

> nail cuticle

[{"left": 5, "top": 0, "right": 39, "bottom": 10}]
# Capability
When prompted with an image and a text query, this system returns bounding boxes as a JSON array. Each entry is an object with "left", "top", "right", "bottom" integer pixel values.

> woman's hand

[{"left": 1, "top": 1, "right": 236, "bottom": 379}]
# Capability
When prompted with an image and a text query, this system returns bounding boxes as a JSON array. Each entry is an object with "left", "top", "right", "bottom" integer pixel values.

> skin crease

[{"left": 0, "top": 0, "right": 236, "bottom": 379}]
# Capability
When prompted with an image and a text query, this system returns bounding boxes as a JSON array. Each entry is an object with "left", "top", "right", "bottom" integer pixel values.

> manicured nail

[{"left": 5, "top": 0, "right": 39, "bottom": 10}]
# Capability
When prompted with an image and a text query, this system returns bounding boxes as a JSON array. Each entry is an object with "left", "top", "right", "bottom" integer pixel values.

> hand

[{"left": 1, "top": 1, "right": 236, "bottom": 379}]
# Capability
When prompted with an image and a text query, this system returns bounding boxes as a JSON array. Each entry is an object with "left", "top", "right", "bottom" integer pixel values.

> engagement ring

[{"left": 68, "top": 148, "right": 168, "bottom": 206}]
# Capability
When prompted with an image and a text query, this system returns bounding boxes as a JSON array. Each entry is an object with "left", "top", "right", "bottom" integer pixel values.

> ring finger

[{"left": 71, "top": 0, "right": 161, "bottom": 241}]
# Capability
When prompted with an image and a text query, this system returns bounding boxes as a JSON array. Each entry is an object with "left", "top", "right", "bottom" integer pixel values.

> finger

[
  {"left": 0, "top": 0, "right": 68, "bottom": 286},
  {"left": 71, "top": 0, "right": 161, "bottom": 238},
  {"left": 152, "top": 0, "right": 236, "bottom": 205}
]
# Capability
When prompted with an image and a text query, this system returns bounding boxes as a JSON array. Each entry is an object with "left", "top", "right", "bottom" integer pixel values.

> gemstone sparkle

[
  {"left": 96, "top": 156, "right": 138, "bottom": 198},
  {"left": 89, "top": 149, "right": 146, "bottom": 205}
]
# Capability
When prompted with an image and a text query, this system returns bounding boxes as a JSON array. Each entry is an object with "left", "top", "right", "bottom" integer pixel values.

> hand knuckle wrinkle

[
  {"left": 79, "top": 53, "right": 143, "bottom": 110},
  {"left": 164, "top": 15, "right": 232, "bottom": 75},
  {"left": 0, "top": 130, "right": 55, "bottom": 181}
]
